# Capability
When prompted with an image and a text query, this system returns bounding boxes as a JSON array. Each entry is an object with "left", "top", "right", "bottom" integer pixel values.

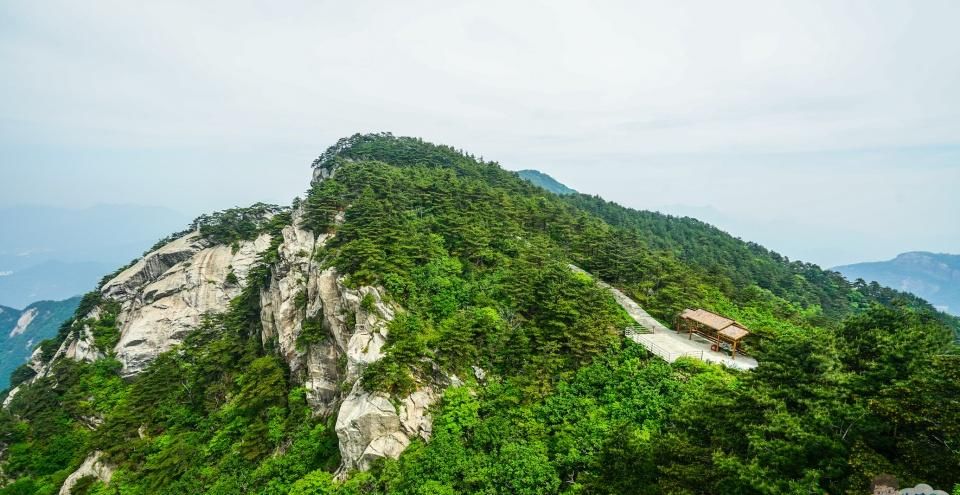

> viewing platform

[{"left": 571, "top": 265, "right": 758, "bottom": 371}]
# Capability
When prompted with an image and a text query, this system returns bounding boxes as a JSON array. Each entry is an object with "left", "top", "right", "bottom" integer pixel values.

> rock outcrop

[
  {"left": 23, "top": 201, "right": 444, "bottom": 480},
  {"left": 257, "top": 208, "right": 441, "bottom": 474},
  {"left": 259, "top": 209, "right": 336, "bottom": 413},
  {"left": 101, "top": 231, "right": 271, "bottom": 376},
  {"left": 58, "top": 451, "right": 114, "bottom": 495},
  {"left": 61, "top": 306, "right": 104, "bottom": 364},
  {"left": 260, "top": 238, "right": 434, "bottom": 473},
  {"left": 4, "top": 347, "right": 60, "bottom": 409},
  {"left": 27, "top": 307, "right": 104, "bottom": 386},
  {"left": 1, "top": 387, "right": 18, "bottom": 409},
  {"left": 335, "top": 383, "right": 439, "bottom": 473},
  {"left": 313, "top": 164, "right": 336, "bottom": 182},
  {"left": 8, "top": 308, "right": 37, "bottom": 338}
]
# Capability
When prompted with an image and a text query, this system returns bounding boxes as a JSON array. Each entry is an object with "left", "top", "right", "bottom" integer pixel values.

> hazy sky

[{"left": 2, "top": 0, "right": 958, "bottom": 268}]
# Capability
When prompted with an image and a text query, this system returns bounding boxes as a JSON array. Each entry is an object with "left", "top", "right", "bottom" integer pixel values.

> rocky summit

[{"left": 1, "top": 134, "right": 957, "bottom": 495}]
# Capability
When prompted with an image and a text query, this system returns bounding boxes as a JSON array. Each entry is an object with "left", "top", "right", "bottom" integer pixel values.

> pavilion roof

[{"left": 679, "top": 308, "right": 750, "bottom": 342}]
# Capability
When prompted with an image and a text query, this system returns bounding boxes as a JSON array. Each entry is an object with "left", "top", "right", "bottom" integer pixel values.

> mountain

[
  {"left": 0, "top": 204, "right": 190, "bottom": 308},
  {"left": 0, "top": 297, "right": 81, "bottom": 389},
  {"left": 833, "top": 252, "right": 960, "bottom": 316},
  {"left": 516, "top": 169, "right": 577, "bottom": 195},
  {"left": 1, "top": 134, "right": 957, "bottom": 495},
  {"left": 0, "top": 261, "right": 111, "bottom": 310}
]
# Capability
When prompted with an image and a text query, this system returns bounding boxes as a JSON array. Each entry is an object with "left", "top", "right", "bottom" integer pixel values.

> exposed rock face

[
  {"left": 2, "top": 348, "right": 46, "bottom": 409},
  {"left": 61, "top": 308, "right": 104, "bottom": 364},
  {"left": 313, "top": 165, "right": 335, "bottom": 182},
  {"left": 260, "top": 235, "right": 413, "bottom": 457},
  {"left": 101, "top": 231, "right": 271, "bottom": 376},
  {"left": 1, "top": 387, "right": 18, "bottom": 409},
  {"left": 257, "top": 209, "right": 440, "bottom": 474},
  {"left": 23, "top": 231, "right": 271, "bottom": 387},
  {"left": 334, "top": 380, "right": 443, "bottom": 474},
  {"left": 316, "top": 268, "right": 392, "bottom": 383},
  {"left": 335, "top": 382, "right": 409, "bottom": 472},
  {"left": 8, "top": 307, "right": 37, "bottom": 337},
  {"left": 24, "top": 199, "right": 444, "bottom": 476},
  {"left": 310, "top": 266, "right": 437, "bottom": 475},
  {"left": 257, "top": 198, "right": 458, "bottom": 475},
  {"left": 27, "top": 308, "right": 104, "bottom": 386},
  {"left": 58, "top": 451, "right": 114, "bottom": 495},
  {"left": 259, "top": 210, "right": 336, "bottom": 412}
]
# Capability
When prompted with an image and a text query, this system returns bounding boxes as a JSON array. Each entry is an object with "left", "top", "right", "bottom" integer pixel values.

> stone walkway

[{"left": 571, "top": 265, "right": 758, "bottom": 371}]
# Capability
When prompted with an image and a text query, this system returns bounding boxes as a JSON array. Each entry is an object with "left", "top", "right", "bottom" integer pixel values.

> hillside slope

[
  {"left": 516, "top": 169, "right": 577, "bottom": 195},
  {"left": 1, "top": 133, "right": 956, "bottom": 495},
  {"left": 834, "top": 252, "right": 960, "bottom": 316},
  {"left": 0, "top": 297, "right": 80, "bottom": 389}
]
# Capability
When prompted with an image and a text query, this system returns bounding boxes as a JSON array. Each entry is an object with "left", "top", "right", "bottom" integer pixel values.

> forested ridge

[{"left": 1, "top": 133, "right": 957, "bottom": 494}]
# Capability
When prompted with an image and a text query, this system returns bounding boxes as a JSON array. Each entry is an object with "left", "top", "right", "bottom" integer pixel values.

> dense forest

[{"left": 1, "top": 133, "right": 957, "bottom": 494}]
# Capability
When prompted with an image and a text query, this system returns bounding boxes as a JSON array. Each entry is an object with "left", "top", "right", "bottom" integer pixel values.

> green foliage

[
  {"left": 4, "top": 133, "right": 958, "bottom": 494},
  {"left": 650, "top": 304, "right": 960, "bottom": 494},
  {"left": 565, "top": 193, "right": 957, "bottom": 331},
  {"left": 303, "top": 180, "right": 347, "bottom": 234},
  {"left": 289, "top": 470, "right": 337, "bottom": 495},
  {"left": 297, "top": 314, "right": 326, "bottom": 350},
  {"left": 71, "top": 308, "right": 333, "bottom": 493},
  {"left": 8, "top": 364, "right": 36, "bottom": 388},
  {"left": 35, "top": 291, "right": 104, "bottom": 364},
  {"left": 305, "top": 134, "right": 959, "bottom": 493},
  {"left": 295, "top": 288, "right": 309, "bottom": 312},
  {"left": 0, "top": 357, "right": 110, "bottom": 492},
  {"left": 89, "top": 300, "right": 121, "bottom": 352},
  {"left": 304, "top": 159, "right": 634, "bottom": 397},
  {"left": 374, "top": 345, "right": 678, "bottom": 495},
  {"left": 194, "top": 202, "right": 287, "bottom": 244},
  {"left": 359, "top": 293, "right": 377, "bottom": 313}
]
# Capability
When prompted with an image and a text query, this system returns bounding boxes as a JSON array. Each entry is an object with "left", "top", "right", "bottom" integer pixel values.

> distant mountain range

[
  {"left": 0, "top": 296, "right": 80, "bottom": 389},
  {"left": 517, "top": 169, "right": 577, "bottom": 195},
  {"left": 0, "top": 204, "right": 190, "bottom": 308},
  {"left": 3, "top": 134, "right": 958, "bottom": 493},
  {"left": 0, "top": 260, "right": 111, "bottom": 310},
  {"left": 513, "top": 172, "right": 959, "bottom": 317},
  {"left": 834, "top": 252, "right": 960, "bottom": 316}
]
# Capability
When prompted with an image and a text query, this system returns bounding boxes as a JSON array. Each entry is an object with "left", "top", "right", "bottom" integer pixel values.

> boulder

[{"left": 58, "top": 451, "right": 114, "bottom": 495}]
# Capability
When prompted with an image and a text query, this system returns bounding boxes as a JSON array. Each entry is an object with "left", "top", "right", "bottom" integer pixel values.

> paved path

[{"left": 571, "top": 265, "right": 758, "bottom": 371}]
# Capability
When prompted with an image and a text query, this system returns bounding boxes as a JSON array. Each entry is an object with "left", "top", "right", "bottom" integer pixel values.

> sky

[{"left": 1, "top": 0, "right": 958, "bottom": 268}]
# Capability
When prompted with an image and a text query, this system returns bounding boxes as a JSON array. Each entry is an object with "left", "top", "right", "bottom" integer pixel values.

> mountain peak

[
  {"left": 834, "top": 251, "right": 960, "bottom": 315},
  {"left": 3, "top": 135, "right": 958, "bottom": 495},
  {"left": 516, "top": 169, "right": 577, "bottom": 195}
]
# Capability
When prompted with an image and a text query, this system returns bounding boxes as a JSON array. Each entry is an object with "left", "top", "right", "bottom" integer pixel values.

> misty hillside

[
  {"left": 0, "top": 134, "right": 956, "bottom": 495},
  {"left": 0, "top": 297, "right": 80, "bottom": 389},
  {"left": 0, "top": 262, "right": 110, "bottom": 311},
  {"left": 834, "top": 252, "right": 960, "bottom": 316},
  {"left": 0, "top": 205, "right": 190, "bottom": 308},
  {"left": 516, "top": 169, "right": 577, "bottom": 195}
]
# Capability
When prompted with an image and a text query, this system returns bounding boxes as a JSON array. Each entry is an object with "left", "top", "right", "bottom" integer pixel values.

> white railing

[
  {"left": 625, "top": 332, "right": 704, "bottom": 362},
  {"left": 624, "top": 325, "right": 652, "bottom": 337}
]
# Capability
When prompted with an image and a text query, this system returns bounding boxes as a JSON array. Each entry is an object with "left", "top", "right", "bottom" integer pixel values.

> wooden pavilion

[{"left": 676, "top": 309, "right": 750, "bottom": 360}]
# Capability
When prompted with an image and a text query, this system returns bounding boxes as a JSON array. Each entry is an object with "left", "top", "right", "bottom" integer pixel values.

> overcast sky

[{"left": 1, "top": 0, "right": 958, "bottom": 267}]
